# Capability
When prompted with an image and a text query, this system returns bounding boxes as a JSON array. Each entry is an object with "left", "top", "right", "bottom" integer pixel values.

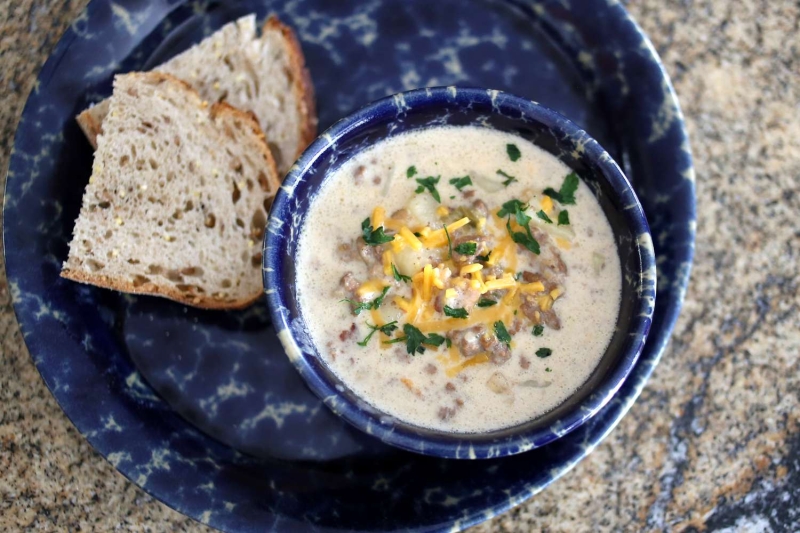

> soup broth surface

[{"left": 296, "top": 126, "right": 621, "bottom": 433}]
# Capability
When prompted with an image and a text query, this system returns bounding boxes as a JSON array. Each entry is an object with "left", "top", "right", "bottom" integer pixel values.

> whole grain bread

[
  {"left": 77, "top": 14, "right": 316, "bottom": 175},
  {"left": 62, "top": 72, "right": 280, "bottom": 309}
]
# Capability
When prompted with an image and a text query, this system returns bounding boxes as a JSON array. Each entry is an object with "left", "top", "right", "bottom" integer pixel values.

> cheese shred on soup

[{"left": 296, "top": 126, "right": 621, "bottom": 433}]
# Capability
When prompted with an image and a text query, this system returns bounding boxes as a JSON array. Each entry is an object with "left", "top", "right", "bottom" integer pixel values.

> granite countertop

[{"left": 1, "top": 0, "right": 798, "bottom": 530}]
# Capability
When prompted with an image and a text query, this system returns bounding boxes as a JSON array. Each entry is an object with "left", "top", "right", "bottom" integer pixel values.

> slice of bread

[
  {"left": 77, "top": 14, "right": 316, "bottom": 175},
  {"left": 62, "top": 72, "right": 280, "bottom": 309}
]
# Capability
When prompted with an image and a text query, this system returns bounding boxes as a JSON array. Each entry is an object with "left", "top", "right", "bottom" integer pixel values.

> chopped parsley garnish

[
  {"left": 444, "top": 306, "right": 469, "bottom": 319},
  {"left": 444, "top": 225, "right": 453, "bottom": 259},
  {"left": 494, "top": 320, "right": 512, "bottom": 345},
  {"left": 450, "top": 195, "right": 456, "bottom": 199},
  {"left": 497, "top": 169, "right": 517, "bottom": 187},
  {"left": 532, "top": 325, "right": 544, "bottom": 336},
  {"left": 514, "top": 272, "right": 523, "bottom": 281},
  {"left": 361, "top": 217, "right": 394, "bottom": 246},
  {"left": 415, "top": 176, "right": 441, "bottom": 203},
  {"left": 536, "top": 210, "right": 553, "bottom": 224},
  {"left": 453, "top": 242, "right": 477, "bottom": 255},
  {"left": 426, "top": 333, "right": 447, "bottom": 347},
  {"left": 498, "top": 200, "right": 539, "bottom": 254},
  {"left": 341, "top": 286, "right": 390, "bottom": 315},
  {"left": 392, "top": 263, "right": 411, "bottom": 283},
  {"left": 476, "top": 251, "right": 492, "bottom": 262},
  {"left": 446, "top": 338, "right": 452, "bottom": 348},
  {"left": 506, "top": 143, "right": 521, "bottom": 162},
  {"left": 546, "top": 367, "right": 552, "bottom": 372},
  {"left": 496, "top": 199, "right": 528, "bottom": 219},
  {"left": 449, "top": 176, "right": 472, "bottom": 191},
  {"left": 385, "top": 324, "right": 446, "bottom": 355},
  {"left": 407, "top": 165, "right": 417, "bottom": 178},
  {"left": 543, "top": 172, "right": 579, "bottom": 205},
  {"left": 477, "top": 298, "right": 498, "bottom": 308},
  {"left": 357, "top": 321, "right": 398, "bottom": 347},
  {"left": 558, "top": 210, "right": 570, "bottom": 226},
  {"left": 536, "top": 347, "right": 553, "bottom": 358},
  {"left": 506, "top": 218, "right": 540, "bottom": 255}
]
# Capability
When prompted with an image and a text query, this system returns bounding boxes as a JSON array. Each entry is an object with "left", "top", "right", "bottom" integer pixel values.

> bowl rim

[{"left": 263, "top": 86, "right": 656, "bottom": 459}]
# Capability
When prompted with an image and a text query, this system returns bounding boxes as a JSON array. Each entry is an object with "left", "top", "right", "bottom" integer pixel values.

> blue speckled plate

[{"left": 4, "top": 0, "right": 694, "bottom": 531}]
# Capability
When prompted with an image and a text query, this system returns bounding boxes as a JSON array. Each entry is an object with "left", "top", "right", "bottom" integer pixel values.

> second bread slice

[
  {"left": 62, "top": 72, "right": 280, "bottom": 309},
  {"left": 77, "top": 15, "right": 316, "bottom": 175}
]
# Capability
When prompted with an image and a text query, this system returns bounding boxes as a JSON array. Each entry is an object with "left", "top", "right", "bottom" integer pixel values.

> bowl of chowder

[{"left": 264, "top": 87, "right": 656, "bottom": 459}]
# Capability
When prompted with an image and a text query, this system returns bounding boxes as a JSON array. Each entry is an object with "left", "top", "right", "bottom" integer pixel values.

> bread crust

[
  {"left": 60, "top": 267, "right": 262, "bottom": 310},
  {"left": 76, "top": 106, "right": 103, "bottom": 149},
  {"left": 263, "top": 15, "right": 318, "bottom": 162},
  {"left": 62, "top": 71, "right": 275, "bottom": 310}
]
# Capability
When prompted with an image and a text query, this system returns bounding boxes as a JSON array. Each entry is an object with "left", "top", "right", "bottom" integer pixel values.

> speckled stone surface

[{"left": 0, "top": 1, "right": 797, "bottom": 532}]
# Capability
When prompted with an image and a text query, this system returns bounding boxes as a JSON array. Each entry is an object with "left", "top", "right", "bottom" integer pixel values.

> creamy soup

[{"left": 295, "top": 126, "right": 621, "bottom": 433}]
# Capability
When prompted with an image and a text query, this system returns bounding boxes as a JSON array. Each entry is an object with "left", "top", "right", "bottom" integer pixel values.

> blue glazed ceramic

[
  {"left": 264, "top": 88, "right": 656, "bottom": 459},
  {"left": 4, "top": 0, "right": 694, "bottom": 531}
]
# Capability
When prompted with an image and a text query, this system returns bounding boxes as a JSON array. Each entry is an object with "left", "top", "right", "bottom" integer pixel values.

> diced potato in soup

[{"left": 296, "top": 126, "right": 621, "bottom": 433}]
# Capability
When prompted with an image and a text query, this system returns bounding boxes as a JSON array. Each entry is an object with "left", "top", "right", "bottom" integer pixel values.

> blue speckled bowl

[{"left": 264, "top": 87, "right": 656, "bottom": 459}]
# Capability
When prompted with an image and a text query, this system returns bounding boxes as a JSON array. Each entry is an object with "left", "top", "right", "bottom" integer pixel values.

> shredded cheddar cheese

[
  {"left": 520, "top": 281, "right": 545, "bottom": 293},
  {"left": 371, "top": 206, "right": 385, "bottom": 229},
  {"left": 422, "top": 264, "right": 434, "bottom": 300},
  {"left": 483, "top": 276, "right": 516, "bottom": 292},
  {"left": 382, "top": 250, "right": 393, "bottom": 276},
  {"left": 445, "top": 353, "right": 490, "bottom": 378},
  {"left": 399, "top": 227, "right": 423, "bottom": 250},
  {"left": 540, "top": 195, "right": 554, "bottom": 213},
  {"left": 357, "top": 279, "right": 385, "bottom": 297},
  {"left": 393, "top": 296, "right": 410, "bottom": 311},
  {"left": 460, "top": 263, "right": 483, "bottom": 276}
]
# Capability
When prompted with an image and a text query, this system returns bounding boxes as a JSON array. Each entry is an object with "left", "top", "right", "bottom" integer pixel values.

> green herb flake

[
  {"left": 543, "top": 172, "right": 579, "bottom": 205},
  {"left": 496, "top": 199, "right": 528, "bottom": 219},
  {"left": 392, "top": 264, "right": 411, "bottom": 283},
  {"left": 506, "top": 143, "right": 521, "bottom": 162},
  {"left": 450, "top": 195, "right": 456, "bottom": 200},
  {"left": 361, "top": 217, "right": 394, "bottom": 246},
  {"left": 449, "top": 176, "right": 473, "bottom": 191},
  {"left": 536, "top": 347, "right": 553, "bottom": 358},
  {"left": 425, "top": 333, "right": 447, "bottom": 347},
  {"left": 494, "top": 320, "right": 512, "bottom": 345},
  {"left": 532, "top": 325, "right": 544, "bottom": 337},
  {"left": 558, "top": 210, "right": 570, "bottom": 226},
  {"left": 446, "top": 338, "right": 452, "bottom": 348},
  {"left": 546, "top": 367, "right": 552, "bottom": 372},
  {"left": 453, "top": 242, "right": 477, "bottom": 255},
  {"left": 444, "top": 306, "right": 469, "bottom": 319},
  {"left": 407, "top": 165, "right": 417, "bottom": 178},
  {"left": 444, "top": 225, "right": 453, "bottom": 259},
  {"left": 476, "top": 251, "right": 492, "bottom": 262},
  {"left": 385, "top": 324, "right": 446, "bottom": 355},
  {"left": 341, "top": 286, "right": 391, "bottom": 316},
  {"left": 357, "top": 321, "right": 399, "bottom": 347},
  {"left": 497, "top": 169, "right": 517, "bottom": 187},
  {"left": 415, "top": 176, "right": 441, "bottom": 203},
  {"left": 506, "top": 218, "right": 540, "bottom": 255},
  {"left": 536, "top": 210, "right": 553, "bottom": 224},
  {"left": 477, "top": 298, "right": 498, "bottom": 308},
  {"left": 401, "top": 323, "right": 428, "bottom": 354}
]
